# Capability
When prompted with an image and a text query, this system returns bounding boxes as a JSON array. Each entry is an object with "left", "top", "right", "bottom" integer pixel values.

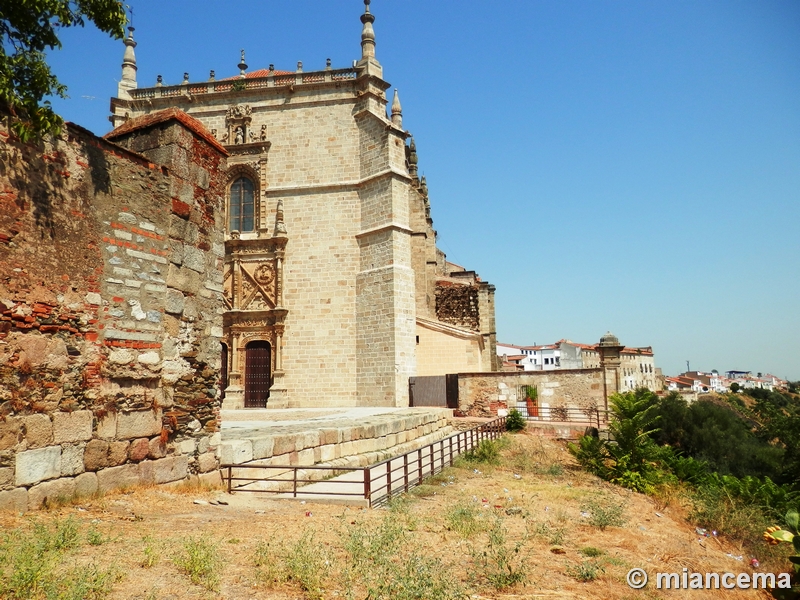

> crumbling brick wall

[
  {"left": 0, "top": 114, "right": 225, "bottom": 511},
  {"left": 435, "top": 281, "right": 479, "bottom": 331}
]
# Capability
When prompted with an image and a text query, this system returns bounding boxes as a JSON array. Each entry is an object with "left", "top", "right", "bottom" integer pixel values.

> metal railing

[
  {"left": 515, "top": 403, "right": 609, "bottom": 428},
  {"left": 221, "top": 416, "right": 507, "bottom": 507}
]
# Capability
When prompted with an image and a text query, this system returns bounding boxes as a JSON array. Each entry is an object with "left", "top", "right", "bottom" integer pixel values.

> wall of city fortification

[
  {"left": 456, "top": 369, "right": 606, "bottom": 418},
  {"left": 0, "top": 119, "right": 225, "bottom": 511}
]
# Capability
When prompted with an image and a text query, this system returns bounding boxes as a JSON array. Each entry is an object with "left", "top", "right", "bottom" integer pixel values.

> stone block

[
  {"left": 165, "top": 289, "right": 185, "bottom": 314},
  {"left": 21, "top": 414, "right": 53, "bottom": 449},
  {"left": 340, "top": 441, "right": 354, "bottom": 457},
  {"left": 137, "top": 351, "right": 161, "bottom": 365},
  {"left": 84, "top": 440, "right": 110, "bottom": 471},
  {"left": 140, "top": 456, "right": 188, "bottom": 485},
  {"left": 177, "top": 439, "right": 196, "bottom": 455},
  {"left": 183, "top": 245, "right": 205, "bottom": 273},
  {"left": 296, "top": 448, "right": 315, "bottom": 466},
  {"left": 299, "top": 431, "right": 320, "bottom": 450},
  {"left": 28, "top": 477, "right": 76, "bottom": 510},
  {"left": 166, "top": 264, "right": 201, "bottom": 295},
  {"left": 0, "top": 488, "right": 28, "bottom": 513},
  {"left": 15, "top": 446, "right": 61, "bottom": 486},
  {"left": 96, "top": 464, "right": 141, "bottom": 493},
  {"left": 74, "top": 472, "right": 98, "bottom": 497},
  {"left": 52, "top": 410, "right": 93, "bottom": 444},
  {"left": 108, "top": 441, "right": 130, "bottom": 466},
  {"left": 271, "top": 435, "right": 295, "bottom": 456},
  {"left": 148, "top": 437, "right": 167, "bottom": 459},
  {"left": 319, "top": 428, "right": 340, "bottom": 445},
  {"left": 128, "top": 438, "right": 150, "bottom": 462},
  {"left": 219, "top": 440, "right": 253, "bottom": 465},
  {"left": 96, "top": 413, "right": 117, "bottom": 440},
  {"left": 319, "top": 444, "right": 337, "bottom": 462},
  {"left": 117, "top": 410, "right": 161, "bottom": 440},
  {"left": 0, "top": 417, "right": 21, "bottom": 451},
  {"left": 197, "top": 452, "right": 217, "bottom": 473},
  {"left": 251, "top": 436, "right": 274, "bottom": 460},
  {"left": 0, "top": 467, "right": 12, "bottom": 488},
  {"left": 60, "top": 444, "right": 85, "bottom": 476}
]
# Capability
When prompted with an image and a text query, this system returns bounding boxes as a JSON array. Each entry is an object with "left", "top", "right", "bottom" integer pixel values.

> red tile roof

[
  {"left": 105, "top": 108, "right": 228, "bottom": 155},
  {"left": 222, "top": 68, "right": 293, "bottom": 80}
]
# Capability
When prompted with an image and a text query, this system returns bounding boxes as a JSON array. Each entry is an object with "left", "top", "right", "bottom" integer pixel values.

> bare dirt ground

[{"left": 0, "top": 432, "right": 781, "bottom": 599}]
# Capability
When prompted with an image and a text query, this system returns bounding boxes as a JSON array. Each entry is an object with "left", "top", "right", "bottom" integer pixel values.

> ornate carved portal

[{"left": 222, "top": 234, "right": 288, "bottom": 409}]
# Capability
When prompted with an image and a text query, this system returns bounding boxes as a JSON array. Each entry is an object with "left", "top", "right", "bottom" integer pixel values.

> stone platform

[{"left": 219, "top": 407, "right": 453, "bottom": 469}]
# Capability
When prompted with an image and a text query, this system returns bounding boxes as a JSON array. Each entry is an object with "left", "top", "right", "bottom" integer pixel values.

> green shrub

[
  {"left": 505, "top": 409, "right": 526, "bottom": 432},
  {"left": 463, "top": 439, "right": 501, "bottom": 465}
]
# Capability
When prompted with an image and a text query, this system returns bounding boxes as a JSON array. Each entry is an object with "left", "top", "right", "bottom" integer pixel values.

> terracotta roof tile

[{"left": 105, "top": 108, "right": 228, "bottom": 156}]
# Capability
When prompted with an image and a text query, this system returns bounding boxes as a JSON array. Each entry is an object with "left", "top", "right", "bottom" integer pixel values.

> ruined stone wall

[
  {"left": 0, "top": 119, "right": 225, "bottom": 511},
  {"left": 435, "top": 282, "right": 480, "bottom": 331},
  {"left": 456, "top": 369, "right": 606, "bottom": 418}
]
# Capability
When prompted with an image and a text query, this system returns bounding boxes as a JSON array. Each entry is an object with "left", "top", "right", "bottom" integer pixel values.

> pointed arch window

[{"left": 229, "top": 177, "right": 255, "bottom": 232}]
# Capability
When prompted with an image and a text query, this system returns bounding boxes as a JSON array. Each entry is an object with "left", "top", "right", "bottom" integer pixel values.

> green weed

[
  {"left": 470, "top": 519, "right": 528, "bottom": 590},
  {"left": 579, "top": 546, "right": 604, "bottom": 557},
  {"left": 284, "top": 531, "right": 332, "bottom": 600},
  {"left": 174, "top": 537, "right": 220, "bottom": 591},
  {"left": 445, "top": 501, "right": 486, "bottom": 538},
  {"left": 566, "top": 559, "right": 604, "bottom": 582},
  {"left": 140, "top": 536, "right": 160, "bottom": 568},
  {"left": 582, "top": 496, "right": 627, "bottom": 531}
]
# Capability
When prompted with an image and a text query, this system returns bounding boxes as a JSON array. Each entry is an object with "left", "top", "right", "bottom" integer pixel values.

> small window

[{"left": 229, "top": 177, "right": 255, "bottom": 232}]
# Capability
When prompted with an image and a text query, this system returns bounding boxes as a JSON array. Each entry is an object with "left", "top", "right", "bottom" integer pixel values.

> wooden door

[
  {"left": 244, "top": 341, "right": 271, "bottom": 408},
  {"left": 220, "top": 343, "right": 228, "bottom": 400}
]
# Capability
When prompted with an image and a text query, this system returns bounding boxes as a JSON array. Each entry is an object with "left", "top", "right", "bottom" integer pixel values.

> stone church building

[{"left": 107, "top": 0, "right": 498, "bottom": 410}]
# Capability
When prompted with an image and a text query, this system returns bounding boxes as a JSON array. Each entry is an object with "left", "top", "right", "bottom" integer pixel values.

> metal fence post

[
  {"left": 364, "top": 467, "right": 371, "bottom": 506},
  {"left": 227, "top": 466, "right": 232, "bottom": 493},
  {"left": 404, "top": 453, "right": 409, "bottom": 492},
  {"left": 292, "top": 467, "right": 298, "bottom": 497},
  {"left": 386, "top": 461, "right": 392, "bottom": 499},
  {"left": 417, "top": 448, "right": 423, "bottom": 483}
]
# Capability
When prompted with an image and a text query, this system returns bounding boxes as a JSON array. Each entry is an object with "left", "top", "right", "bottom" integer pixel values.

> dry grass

[{"left": 0, "top": 432, "right": 783, "bottom": 599}]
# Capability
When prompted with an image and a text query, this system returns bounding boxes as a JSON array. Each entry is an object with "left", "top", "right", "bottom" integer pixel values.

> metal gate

[
  {"left": 409, "top": 374, "right": 459, "bottom": 408},
  {"left": 244, "top": 341, "right": 270, "bottom": 408}
]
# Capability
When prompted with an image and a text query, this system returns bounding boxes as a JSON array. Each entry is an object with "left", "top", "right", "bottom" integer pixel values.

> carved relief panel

[{"left": 224, "top": 104, "right": 252, "bottom": 144}]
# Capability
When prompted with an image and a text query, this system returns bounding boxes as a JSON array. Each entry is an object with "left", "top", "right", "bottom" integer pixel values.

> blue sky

[{"left": 46, "top": 1, "right": 800, "bottom": 379}]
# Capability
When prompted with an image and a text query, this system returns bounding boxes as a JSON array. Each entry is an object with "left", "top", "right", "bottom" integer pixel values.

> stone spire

[
  {"left": 356, "top": 0, "right": 382, "bottom": 77},
  {"left": 274, "top": 199, "right": 288, "bottom": 237},
  {"left": 390, "top": 89, "right": 402, "bottom": 128},
  {"left": 360, "top": 0, "right": 376, "bottom": 60},
  {"left": 117, "top": 26, "right": 138, "bottom": 99},
  {"left": 408, "top": 136, "right": 418, "bottom": 181}
]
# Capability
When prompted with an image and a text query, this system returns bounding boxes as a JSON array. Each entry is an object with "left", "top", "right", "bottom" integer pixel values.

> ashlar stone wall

[{"left": 0, "top": 114, "right": 225, "bottom": 511}]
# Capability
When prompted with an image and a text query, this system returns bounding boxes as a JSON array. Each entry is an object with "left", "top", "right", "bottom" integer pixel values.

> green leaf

[
  {"left": 787, "top": 510, "right": 800, "bottom": 532},
  {"left": 773, "top": 529, "right": 795, "bottom": 543}
]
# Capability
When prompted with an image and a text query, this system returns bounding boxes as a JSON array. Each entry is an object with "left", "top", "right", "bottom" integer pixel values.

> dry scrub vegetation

[{"left": 0, "top": 432, "right": 783, "bottom": 599}]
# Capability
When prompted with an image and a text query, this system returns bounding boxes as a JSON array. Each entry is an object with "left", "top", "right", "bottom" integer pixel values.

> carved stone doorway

[{"left": 244, "top": 341, "right": 271, "bottom": 408}]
